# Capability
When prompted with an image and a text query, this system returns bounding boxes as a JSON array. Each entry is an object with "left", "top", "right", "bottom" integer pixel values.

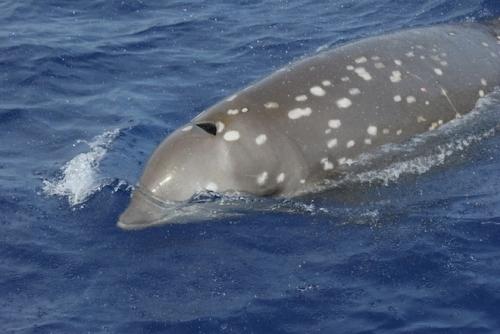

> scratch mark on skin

[
  {"left": 406, "top": 70, "right": 458, "bottom": 113},
  {"left": 439, "top": 87, "right": 459, "bottom": 114}
]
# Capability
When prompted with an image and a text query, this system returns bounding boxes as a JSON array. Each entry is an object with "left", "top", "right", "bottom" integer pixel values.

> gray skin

[{"left": 118, "top": 20, "right": 500, "bottom": 229}]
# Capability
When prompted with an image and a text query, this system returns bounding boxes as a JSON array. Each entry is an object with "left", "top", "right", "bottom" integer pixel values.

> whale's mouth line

[
  {"left": 118, "top": 184, "right": 235, "bottom": 229},
  {"left": 117, "top": 218, "right": 162, "bottom": 230},
  {"left": 133, "top": 183, "right": 175, "bottom": 209},
  {"left": 116, "top": 184, "right": 179, "bottom": 230}
]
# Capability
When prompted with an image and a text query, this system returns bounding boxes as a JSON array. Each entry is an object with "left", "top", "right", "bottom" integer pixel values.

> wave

[{"left": 42, "top": 129, "right": 124, "bottom": 206}]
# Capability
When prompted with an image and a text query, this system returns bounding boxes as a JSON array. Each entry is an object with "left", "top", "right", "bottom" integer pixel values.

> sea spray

[{"left": 43, "top": 129, "right": 121, "bottom": 206}]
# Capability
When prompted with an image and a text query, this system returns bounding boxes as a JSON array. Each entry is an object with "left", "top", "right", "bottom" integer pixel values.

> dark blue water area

[{"left": 2, "top": 0, "right": 500, "bottom": 333}]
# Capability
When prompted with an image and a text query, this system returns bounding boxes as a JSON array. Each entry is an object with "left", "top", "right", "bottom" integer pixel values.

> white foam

[
  {"left": 43, "top": 129, "right": 120, "bottom": 206},
  {"left": 349, "top": 130, "right": 495, "bottom": 186}
]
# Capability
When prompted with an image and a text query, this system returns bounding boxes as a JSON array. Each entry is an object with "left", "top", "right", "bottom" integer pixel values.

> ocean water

[{"left": 2, "top": 0, "right": 500, "bottom": 333}]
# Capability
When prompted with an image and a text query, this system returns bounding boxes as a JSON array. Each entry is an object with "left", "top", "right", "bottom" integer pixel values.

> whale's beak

[{"left": 117, "top": 188, "right": 169, "bottom": 230}]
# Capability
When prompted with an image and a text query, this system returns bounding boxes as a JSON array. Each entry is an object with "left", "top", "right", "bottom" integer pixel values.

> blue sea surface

[{"left": 2, "top": 0, "right": 500, "bottom": 333}]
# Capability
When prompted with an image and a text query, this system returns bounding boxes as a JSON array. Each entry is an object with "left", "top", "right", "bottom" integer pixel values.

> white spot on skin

[
  {"left": 346, "top": 140, "right": 355, "bottom": 148},
  {"left": 479, "top": 90, "right": 485, "bottom": 97},
  {"left": 417, "top": 116, "right": 427, "bottom": 123},
  {"left": 205, "top": 182, "right": 218, "bottom": 192},
  {"left": 288, "top": 107, "right": 312, "bottom": 120},
  {"left": 241, "top": 107, "right": 248, "bottom": 113},
  {"left": 481, "top": 78, "right": 487, "bottom": 86},
  {"left": 382, "top": 128, "right": 390, "bottom": 134},
  {"left": 374, "top": 62, "right": 385, "bottom": 69},
  {"left": 295, "top": 95, "right": 308, "bottom": 102},
  {"left": 257, "top": 172, "right": 268, "bottom": 185},
  {"left": 390, "top": 70, "right": 402, "bottom": 83},
  {"left": 336, "top": 97, "right": 352, "bottom": 109},
  {"left": 430, "top": 55, "right": 440, "bottom": 62},
  {"left": 300, "top": 179, "right": 306, "bottom": 184},
  {"left": 327, "top": 138, "right": 338, "bottom": 148},
  {"left": 420, "top": 55, "right": 426, "bottom": 60},
  {"left": 425, "top": 101, "right": 430, "bottom": 106},
  {"left": 371, "top": 56, "right": 381, "bottom": 61},
  {"left": 364, "top": 138, "right": 372, "bottom": 145},
  {"left": 310, "top": 86, "right": 326, "bottom": 96},
  {"left": 355, "top": 57, "right": 368, "bottom": 64},
  {"left": 264, "top": 102, "right": 279, "bottom": 109},
  {"left": 434, "top": 68, "right": 443, "bottom": 76},
  {"left": 338, "top": 157, "right": 347, "bottom": 165},
  {"left": 276, "top": 173, "right": 285, "bottom": 184},
  {"left": 440, "top": 61, "right": 448, "bottom": 66},
  {"left": 341, "top": 76, "right": 350, "bottom": 82},
  {"left": 320, "top": 158, "right": 334, "bottom": 171},
  {"left": 216, "top": 121, "right": 225, "bottom": 133},
  {"left": 394, "top": 59, "right": 403, "bottom": 66},
  {"left": 349, "top": 88, "right": 361, "bottom": 96},
  {"left": 367, "top": 125, "right": 377, "bottom": 136},
  {"left": 227, "top": 109, "right": 239, "bottom": 115},
  {"left": 405, "top": 51, "right": 415, "bottom": 58},
  {"left": 324, "top": 129, "right": 332, "bottom": 134},
  {"left": 322, "top": 80, "right": 332, "bottom": 87},
  {"left": 226, "top": 94, "right": 237, "bottom": 101},
  {"left": 354, "top": 67, "right": 372, "bottom": 81},
  {"left": 393, "top": 95, "right": 402, "bottom": 102},
  {"left": 406, "top": 96, "right": 416, "bottom": 104},
  {"left": 255, "top": 134, "right": 267, "bottom": 145},
  {"left": 328, "top": 119, "right": 341, "bottom": 128},
  {"left": 224, "top": 130, "right": 240, "bottom": 141},
  {"left": 223, "top": 130, "right": 240, "bottom": 141},
  {"left": 182, "top": 125, "right": 193, "bottom": 132},
  {"left": 396, "top": 129, "right": 402, "bottom": 135},
  {"left": 346, "top": 65, "right": 354, "bottom": 71}
]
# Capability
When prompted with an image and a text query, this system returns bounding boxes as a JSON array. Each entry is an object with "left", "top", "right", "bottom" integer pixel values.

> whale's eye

[{"left": 196, "top": 122, "right": 217, "bottom": 136}]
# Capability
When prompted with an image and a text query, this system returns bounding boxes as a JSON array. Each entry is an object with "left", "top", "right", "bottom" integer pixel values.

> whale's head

[{"left": 118, "top": 113, "right": 306, "bottom": 229}]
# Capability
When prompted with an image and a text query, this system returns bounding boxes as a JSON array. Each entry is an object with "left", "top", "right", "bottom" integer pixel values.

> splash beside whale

[{"left": 118, "top": 19, "right": 500, "bottom": 229}]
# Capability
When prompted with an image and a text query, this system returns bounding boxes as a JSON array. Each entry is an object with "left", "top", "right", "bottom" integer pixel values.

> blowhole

[{"left": 196, "top": 122, "right": 217, "bottom": 136}]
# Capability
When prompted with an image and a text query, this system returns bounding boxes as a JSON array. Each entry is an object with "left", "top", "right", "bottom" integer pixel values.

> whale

[{"left": 118, "top": 19, "right": 500, "bottom": 229}]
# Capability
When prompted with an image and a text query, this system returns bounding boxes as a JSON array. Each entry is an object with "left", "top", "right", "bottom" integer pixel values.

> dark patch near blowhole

[{"left": 196, "top": 122, "right": 217, "bottom": 136}]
